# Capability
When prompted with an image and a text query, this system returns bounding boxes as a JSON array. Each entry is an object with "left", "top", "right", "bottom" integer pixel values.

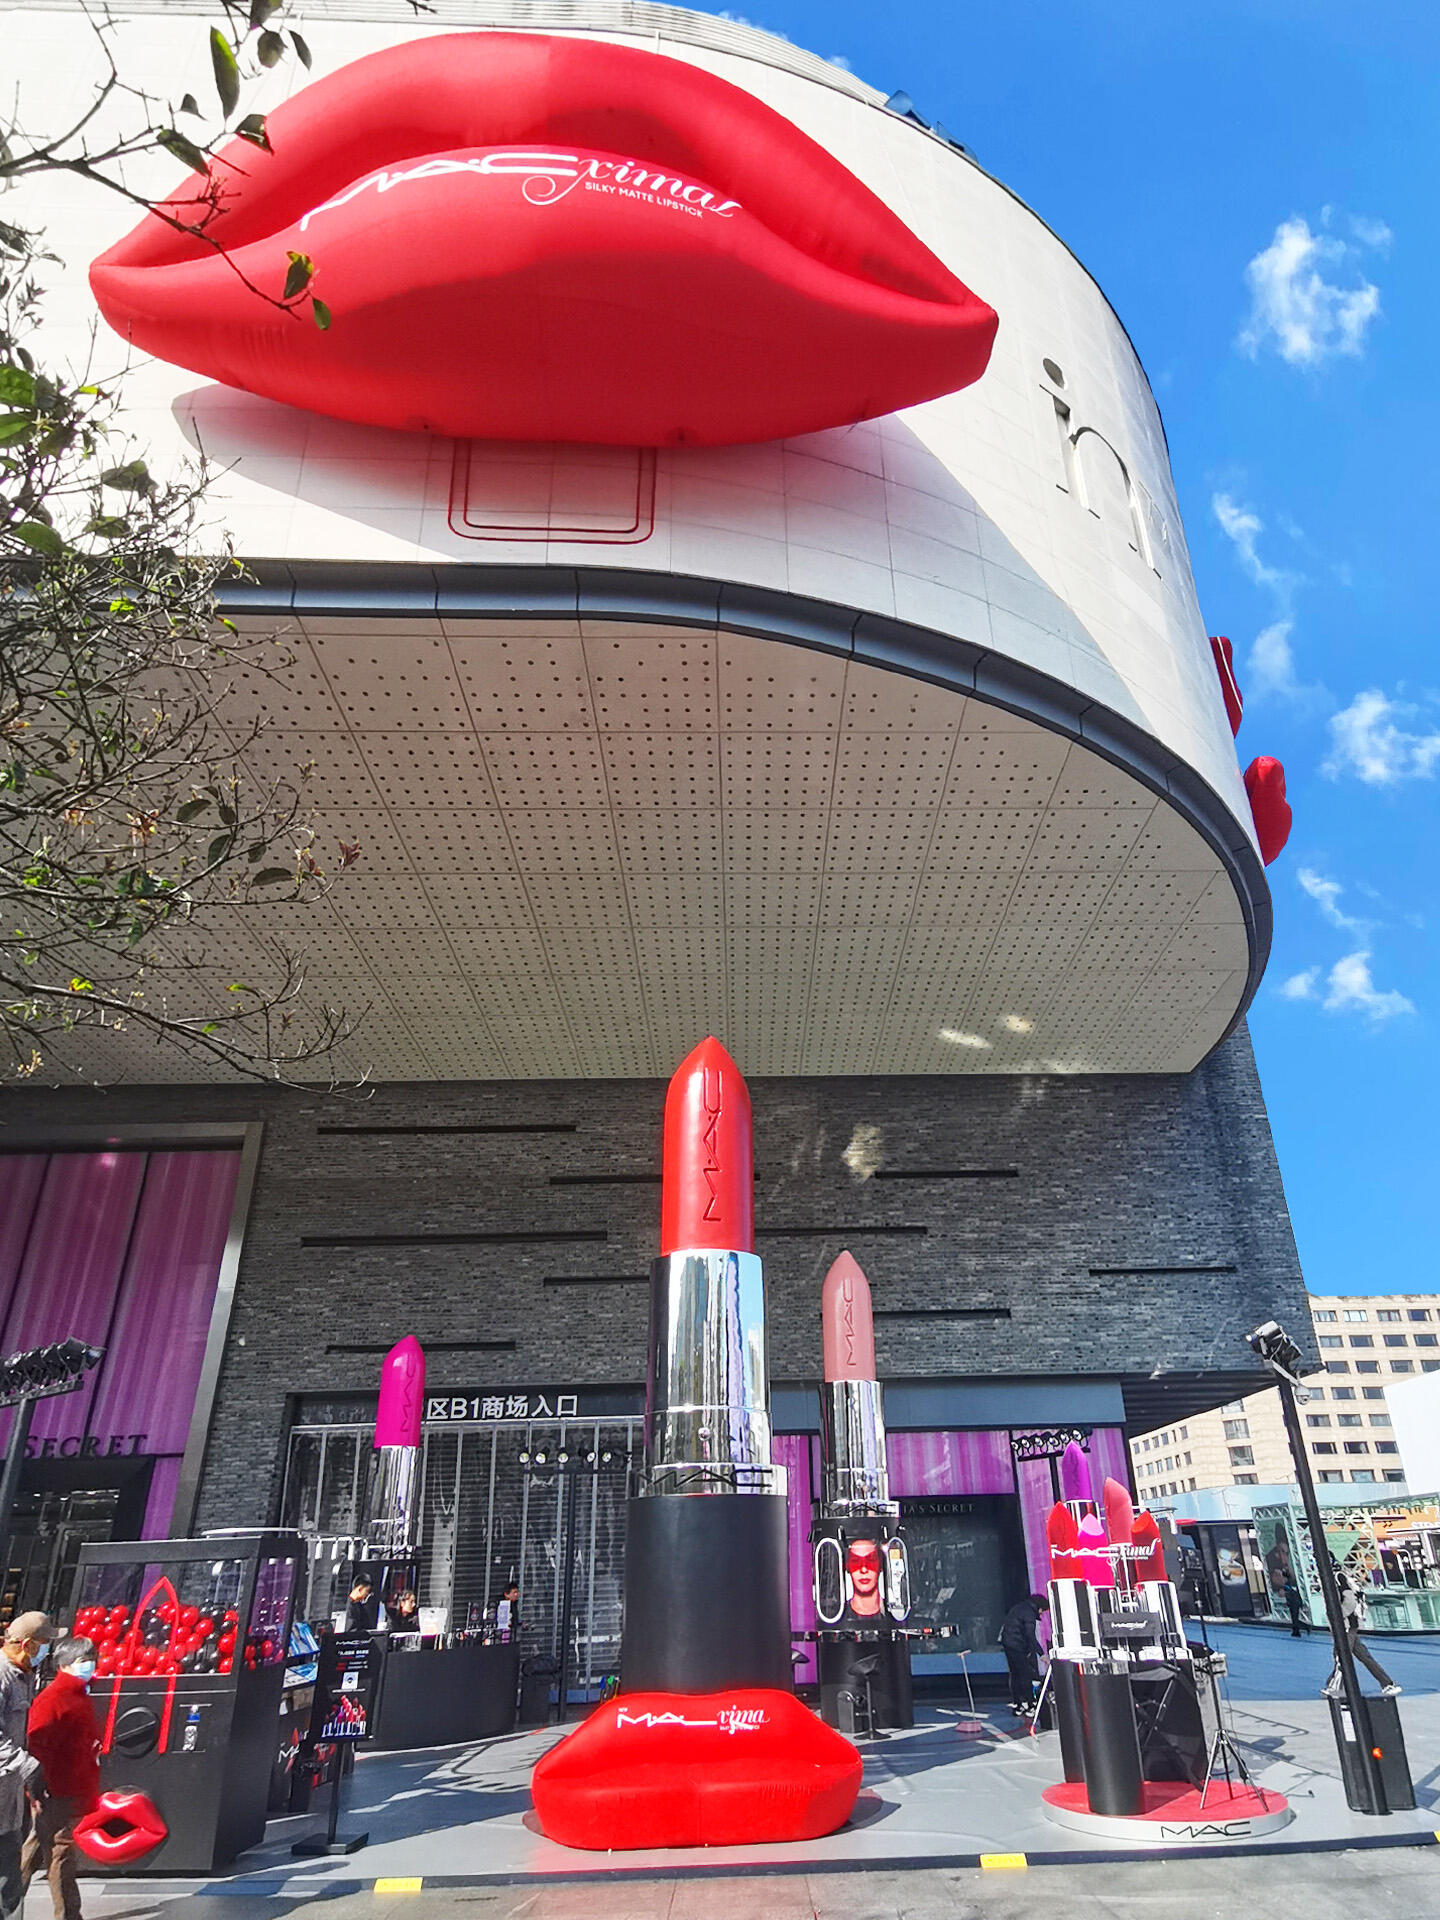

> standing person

[
  {"left": 345, "top": 1577, "right": 380, "bottom": 1633},
  {"left": 0, "top": 1611, "right": 54, "bottom": 1920},
  {"left": 21, "top": 1637, "right": 100, "bottom": 1920},
  {"left": 495, "top": 1582, "right": 520, "bottom": 1643},
  {"left": 998, "top": 1593, "right": 1049, "bottom": 1719},
  {"left": 1282, "top": 1568, "right": 1307, "bottom": 1638},
  {"left": 1324, "top": 1557, "right": 1400, "bottom": 1697},
  {"left": 388, "top": 1590, "right": 421, "bottom": 1634}
]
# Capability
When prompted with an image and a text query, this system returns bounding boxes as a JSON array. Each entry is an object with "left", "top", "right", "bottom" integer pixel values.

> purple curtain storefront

[{"left": 0, "top": 1149, "right": 241, "bottom": 1550}]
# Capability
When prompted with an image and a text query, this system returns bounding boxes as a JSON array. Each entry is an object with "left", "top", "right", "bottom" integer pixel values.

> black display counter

[{"left": 371, "top": 1642, "right": 519, "bottom": 1749}]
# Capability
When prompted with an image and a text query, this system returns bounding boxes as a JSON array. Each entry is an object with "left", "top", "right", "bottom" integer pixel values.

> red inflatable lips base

[
  {"left": 74, "top": 1790, "right": 168, "bottom": 1865},
  {"left": 89, "top": 33, "right": 997, "bottom": 447},
  {"left": 530, "top": 1689, "right": 862, "bottom": 1849}
]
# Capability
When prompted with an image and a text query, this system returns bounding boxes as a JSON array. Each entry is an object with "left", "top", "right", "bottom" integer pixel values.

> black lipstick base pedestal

[{"left": 620, "top": 1492, "right": 793, "bottom": 1694}]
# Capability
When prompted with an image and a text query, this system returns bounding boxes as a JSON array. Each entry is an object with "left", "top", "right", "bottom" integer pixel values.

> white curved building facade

[
  {"left": 12, "top": 0, "right": 1266, "bottom": 1082},
  {"left": 1, "top": 4, "right": 1310, "bottom": 1642}
]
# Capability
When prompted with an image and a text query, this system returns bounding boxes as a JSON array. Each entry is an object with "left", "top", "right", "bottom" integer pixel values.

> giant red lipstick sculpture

[
  {"left": 88, "top": 34, "right": 997, "bottom": 447},
  {"left": 532, "top": 1038, "right": 862, "bottom": 1849}
]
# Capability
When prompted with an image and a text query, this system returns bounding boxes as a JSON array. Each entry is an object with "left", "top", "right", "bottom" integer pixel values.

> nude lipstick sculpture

[
  {"left": 366, "top": 1335, "right": 426, "bottom": 1555},
  {"left": 810, "top": 1252, "right": 913, "bottom": 1731},
  {"left": 532, "top": 1039, "right": 862, "bottom": 1850}
]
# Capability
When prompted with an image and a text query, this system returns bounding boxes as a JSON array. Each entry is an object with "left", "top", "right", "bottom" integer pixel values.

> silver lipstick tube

[
  {"left": 366, "top": 1443, "right": 420, "bottom": 1553},
  {"left": 643, "top": 1248, "right": 786, "bottom": 1496},
  {"left": 819, "top": 1379, "right": 898, "bottom": 1518}
]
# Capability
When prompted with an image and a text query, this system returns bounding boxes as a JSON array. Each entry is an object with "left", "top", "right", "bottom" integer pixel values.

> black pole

[
  {"left": 1274, "top": 1368, "right": 1386, "bottom": 1814},
  {"left": 555, "top": 1468, "right": 579, "bottom": 1726},
  {"left": 0, "top": 1397, "right": 36, "bottom": 1600}
]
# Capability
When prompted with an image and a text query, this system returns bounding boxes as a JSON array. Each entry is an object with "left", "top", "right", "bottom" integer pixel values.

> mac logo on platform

[{"left": 89, "top": 32, "right": 997, "bottom": 447}]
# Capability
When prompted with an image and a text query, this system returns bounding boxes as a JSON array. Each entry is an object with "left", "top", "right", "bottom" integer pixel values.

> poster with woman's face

[{"left": 846, "top": 1538, "right": 884, "bottom": 1618}]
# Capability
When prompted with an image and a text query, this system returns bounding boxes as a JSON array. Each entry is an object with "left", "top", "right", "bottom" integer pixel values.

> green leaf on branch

[
  {"left": 210, "top": 28, "right": 241, "bottom": 119},
  {"left": 100, "top": 459, "right": 154, "bottom": 493},
  {"left": 179, "top": 93, "right": 201, "bottom": 118},
  {"left": 251, "top": 868, "right": 291, "bottom": 886},
  {"left": 0, "top": 364, "right": 35, "bottom": 405},
  {"left": 311, "top": 297, "right": 331, "bottom": 331},
  {"left": 0, "top": 414, "right": 34, "bottom": 445},
  {"left": 176, "top": 798, "right": 211, "bottom": 822},
  {"left": 205, "top": 834, "right": 234, "bottom": 866},
  {"left": 14, "top": 521, "right": 63, "bottom": 555},
  {"left": 69, "top": 977, "right": 94, "bottom": 993},
  {"left": 282, "top": 251, "right": 314, "bottom": 302},
  {"left": 157, "top": 128, "right": 211, "bottom": 177},
  {"left": 84, "top": 515, "right": 129, "bottom": 538},
  {"left": 227, "top": 982, "right": 256, "bottom": 994},
  {"left": 236, "top": 113, "right": 271, "bottom": 152},
  {"left": 257, "top": 29, "right": 285, "bottom": 68},
  {"left": 291, "top": 30, "right": 312, "bottom": 69}
]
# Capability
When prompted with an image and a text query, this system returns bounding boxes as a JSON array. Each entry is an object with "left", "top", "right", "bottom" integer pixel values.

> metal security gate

[{"left": 281, "top": 1418, "right": 641, "bottom": 1699}]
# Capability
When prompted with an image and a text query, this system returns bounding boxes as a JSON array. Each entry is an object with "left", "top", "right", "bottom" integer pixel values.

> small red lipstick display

[
  {"left": 88, "top": 34, "right": 997, "bottom": 447},
  {"left": 532, "top": 1036, "right": 861, "bottom": 1850}
]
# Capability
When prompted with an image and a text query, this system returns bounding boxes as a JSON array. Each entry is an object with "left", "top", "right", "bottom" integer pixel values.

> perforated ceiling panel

[{"left": 57, "top": 617, "right": 1253, "bottom": 1084}]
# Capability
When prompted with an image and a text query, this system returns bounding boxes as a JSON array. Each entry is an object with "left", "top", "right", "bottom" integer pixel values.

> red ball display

[{"left": 89, "top": 33, "right": 997, "bottom": 448}]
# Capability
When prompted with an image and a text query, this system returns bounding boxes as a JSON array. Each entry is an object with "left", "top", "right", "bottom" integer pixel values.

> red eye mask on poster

[{"left": 89, "top": 32, "right": 997, "bottom": 446}]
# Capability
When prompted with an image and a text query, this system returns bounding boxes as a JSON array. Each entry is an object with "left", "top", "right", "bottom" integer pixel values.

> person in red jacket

[{"left": 21, "top": 1638, "right": 100, "bottom": 1920}]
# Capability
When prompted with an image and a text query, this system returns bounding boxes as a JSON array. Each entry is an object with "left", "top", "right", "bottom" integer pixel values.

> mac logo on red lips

[{"left": 89, "top": 33, "right": 998, "bottom": 446}]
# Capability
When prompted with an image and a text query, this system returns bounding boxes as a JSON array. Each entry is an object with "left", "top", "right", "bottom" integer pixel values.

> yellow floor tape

[
  {"left": 980, "top": 1853, "right": 1029, "bottom": 1870},
  {"left": 374, "top": 1879, "right": 424, "bottom": 1893}
]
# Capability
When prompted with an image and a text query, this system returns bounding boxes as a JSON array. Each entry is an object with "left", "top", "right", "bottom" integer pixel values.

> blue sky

[{"left": 722, "top": 2, "right": 1437, "bottom": 1298}]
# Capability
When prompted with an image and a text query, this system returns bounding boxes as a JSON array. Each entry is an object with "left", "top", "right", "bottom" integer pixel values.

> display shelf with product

[{"left": 69, "top": 1531, "right": 304, "bottom": 1873}]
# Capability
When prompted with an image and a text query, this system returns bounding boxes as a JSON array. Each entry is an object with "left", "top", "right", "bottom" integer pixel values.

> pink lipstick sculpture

[
  {"left": 810, "top": 1252, "right": 913, "bottom": 1732},
  {"left": 532, "top": 1040, "right": 862, "bottom": 1850},
  {"left": 366, "top": 1335, "right": 425, "bottom": 1555},
  {"left": 1040, "top": 1441, "right": 1194, "bottom": 1817}
]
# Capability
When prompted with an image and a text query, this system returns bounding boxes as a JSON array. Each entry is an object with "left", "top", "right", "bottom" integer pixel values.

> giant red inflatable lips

[
  {"left": 89, "top": 33, "right": 997, "bottom": 446},
  {"left": 531, "top": 1689, "right": 862, "bottom": 1849}
]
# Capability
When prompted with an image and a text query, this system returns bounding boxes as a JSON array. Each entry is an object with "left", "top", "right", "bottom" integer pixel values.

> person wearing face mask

[
  {"left": 21, "top": 1637, "right": 101, "bottom": 1920},
  {"left": 0, "top": 1610, "right": 55, "bottom": 1920}
]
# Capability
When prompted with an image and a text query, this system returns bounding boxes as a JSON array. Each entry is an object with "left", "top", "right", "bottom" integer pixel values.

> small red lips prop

[
  {"left": 1210, "top": 635, "right": 1244, "bottom": 736},
  {"left": 73, "top": 1790, "right": 168, "bottom": 1866},
  {"left": 89, "top": 33, "right": 997, "bottom": 446},
  {"left": 1244, "top": 755, "right": 1292, "bottom": 865},
  {"left": 530, "top": 1688, "right": 861, "bottom": 1849}
]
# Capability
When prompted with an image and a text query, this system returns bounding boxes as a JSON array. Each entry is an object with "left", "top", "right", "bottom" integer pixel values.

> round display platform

[{"left": 1042, "top": 1779, "right": 1293, "bottom": 1845}]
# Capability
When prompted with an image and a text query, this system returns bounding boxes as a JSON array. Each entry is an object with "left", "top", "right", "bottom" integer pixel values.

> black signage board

[{"left": 313, "top": 1632, "right": 382, "bottom": 1742}]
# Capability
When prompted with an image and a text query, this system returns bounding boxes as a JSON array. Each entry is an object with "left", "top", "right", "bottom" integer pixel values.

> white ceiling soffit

[{"left": 50, "top": 618, "right": 1253, "bottom": 1086}]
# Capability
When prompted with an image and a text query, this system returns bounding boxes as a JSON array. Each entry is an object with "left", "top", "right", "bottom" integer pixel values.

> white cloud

[
  {"left": 1297, "top": 869, "right": 1366, "bottom": 933},
  {"left": 1349, "top": 216, "right": 1393, "bottom": 251},
  {"left": 1249, "top": 619, "right": 1300, "bottom": 698},
  {"left": 1323, "top": 689, "right": 1440, "bottom": 784},
  {"left": 1280, "top": 968, "right": 1320, "bottom": 1001},
  {"left": 1211, "top": 493, "right": 1316, "bottom": 700},
  {"left": 1322, "top": 951, "right": 1415, "bottom": 1021},
  {"left": 1280, "top": 951, "right": 1413, "bottom": 1021},
  {"left": 1237, "top": 215, "right": 1385, "bottom": 367}
]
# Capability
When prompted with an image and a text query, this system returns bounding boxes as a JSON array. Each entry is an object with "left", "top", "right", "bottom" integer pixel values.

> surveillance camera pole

[{"left": 1268, "top": 1359, "right": 1387, "bottom": 1814}]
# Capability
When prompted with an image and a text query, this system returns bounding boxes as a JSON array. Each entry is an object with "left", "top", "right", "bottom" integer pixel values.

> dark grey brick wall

[{"left": 0, "top": 1022, "right": 1310, "bottom": 1532}]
